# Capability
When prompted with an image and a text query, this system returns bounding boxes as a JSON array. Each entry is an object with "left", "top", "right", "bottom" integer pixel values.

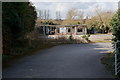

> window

[
  {"left": 77, "top": 28, "right": 82, "bottom": 32},
  {"left": 68, "top": 28, "right": 71, "bottom": 32},
  {"left": 57, "top": 28, "right": 59, "bottom": 33}
]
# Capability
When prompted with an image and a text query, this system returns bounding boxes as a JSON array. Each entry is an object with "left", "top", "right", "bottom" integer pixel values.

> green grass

[
  {"left": 101, "top": 51, "right": 120, "bottom": 79},
  {"left": 2, "top": 39, "right": 57, "bottom": 68},
  {"left": 101, "top": 52, "right": 114, "bottom": 73},
  {"left": 91, "top": 39, "right": 113, "bottom": 43}
]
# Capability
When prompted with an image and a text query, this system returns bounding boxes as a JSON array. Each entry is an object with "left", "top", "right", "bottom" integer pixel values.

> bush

[
  {"left": 69, "top": 35, "right": 73, "bottom": 40},
  {"left": 81, "top": 35, "right": 90, "bottom": 41},
  {"left": 110, "top": 9, "right": 120, "bottom": 41}
]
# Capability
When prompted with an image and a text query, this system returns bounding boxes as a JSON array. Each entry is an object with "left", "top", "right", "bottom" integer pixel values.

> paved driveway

[
  {"left": 3, "top": 43, "right": 114, "bottom": 78},
  {"left": 89, "top": 34, "right": 113, "bottom": 42}
]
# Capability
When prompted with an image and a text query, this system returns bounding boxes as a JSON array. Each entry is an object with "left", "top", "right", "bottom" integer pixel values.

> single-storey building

[
  {"left": 39, "top": 24, "right": 87, "bottom": 35},
  {"left": 38, "top": 24, "right": 87, "bottom": 39}
]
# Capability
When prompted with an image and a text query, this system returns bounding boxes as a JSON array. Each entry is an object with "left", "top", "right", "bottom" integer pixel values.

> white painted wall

[{"left": 59, "top": 27, "right": 67, "bottom": 33}]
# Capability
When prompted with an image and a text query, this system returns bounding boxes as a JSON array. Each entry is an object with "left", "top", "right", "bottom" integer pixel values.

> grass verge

[
  {"left": 101, "top": 51, "right": 120, "bottom": 79},
  {"left": 91, "top": 39, "right": 113, "bottom": 43},
  {"left": 2, "top": 40, "right": 56, "bottom": 69},
  {"left": 2, "top": 38, "right": 84, "bottom": 69}
]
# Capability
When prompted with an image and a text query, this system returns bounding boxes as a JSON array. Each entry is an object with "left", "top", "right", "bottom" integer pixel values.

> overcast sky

[{"left": 30, "top": 0, "right": 119, "bottom": 19}]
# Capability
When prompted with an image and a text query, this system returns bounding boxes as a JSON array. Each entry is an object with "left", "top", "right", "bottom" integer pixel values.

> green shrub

[
  {"left": 88, "top": 34, "right": 91, "bottom": 37},
  {"left": 81, "top": 35, "right": 87, "bottom": 38},
  {"left": 69, "top": 35, "right": 73, "bottom": 40},
  {"left": 81, "top": 35, "right": 90, "bottom": 41}
]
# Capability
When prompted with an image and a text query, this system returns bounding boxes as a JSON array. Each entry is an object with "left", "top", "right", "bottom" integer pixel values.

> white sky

[
  {"left": 30, "top": 0, "right": 119, "bottom": 19},
  {"left": 30, "top": 0, "right": 119, "bottom": 2}
]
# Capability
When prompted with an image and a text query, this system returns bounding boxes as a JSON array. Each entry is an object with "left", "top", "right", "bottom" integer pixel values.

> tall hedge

[
  {"left": 2, "top": 2, "right": 37, "bottom": 55},
  {"left": 110, "top": 9, "right": 120, "bottom": 41}
]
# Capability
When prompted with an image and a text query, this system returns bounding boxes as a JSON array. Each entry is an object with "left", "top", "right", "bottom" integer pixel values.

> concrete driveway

[
  {"left": 89, "top": 34, "right": 113, "bottom": 42},
  {"left": 3, "top": 43, "right": 114, "bottom": 78}
]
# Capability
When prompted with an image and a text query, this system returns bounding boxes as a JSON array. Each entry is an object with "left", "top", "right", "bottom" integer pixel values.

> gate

[{"left": 115, "top": 40, "right": 120, "bottom": 75}]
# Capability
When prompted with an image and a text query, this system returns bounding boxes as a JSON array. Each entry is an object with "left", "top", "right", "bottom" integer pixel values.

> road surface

[{"left": 3, "top": 43, "right": 114, "bottom": 78}]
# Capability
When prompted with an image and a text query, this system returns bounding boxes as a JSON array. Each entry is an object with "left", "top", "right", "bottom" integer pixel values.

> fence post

[{"left": 115, "top": 41, "right": 117, "bottom": 75}]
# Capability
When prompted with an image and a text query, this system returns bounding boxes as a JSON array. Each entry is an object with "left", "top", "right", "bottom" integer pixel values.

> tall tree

[
  {"left": 2, "top": 2, "right": 37, "bottom": 55},
  {"left": 110, "top": 9, "right": 120, "bottom": 41},
  {"left": 56, "top": 11, "right": 61, "bottom": 20},
  {"left": 95, "top": 8, "right": 114, "bottom": 33},
  {"left": 66, "top": 8, "right": 78, "bottom": 20}
]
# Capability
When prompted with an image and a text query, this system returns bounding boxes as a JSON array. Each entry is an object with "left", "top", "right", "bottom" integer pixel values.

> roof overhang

[{"left": 40, "top": 24, "right": 87, "bottom": 28}]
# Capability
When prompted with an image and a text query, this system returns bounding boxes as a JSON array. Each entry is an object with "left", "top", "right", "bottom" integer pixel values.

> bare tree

[
  {"left": 47, "top": 9, "right": 50, "bottom": 19},
  {"left": 39, "top": 9, "right": 50, "bottom": 20},
  {"left": 44, "top": 10, "right": 46, "bottom": 19},
  {"left": 95, "top": 7, "right": 114, "bottom": 32},
  {"left": 56, "top": 11, "right": 58, "bottom": 20},
  {"left": 77, "top": 10, "right": 84, "bottom": 20},
  {"left": 56, "top": 11, "right": 61, "bottom": 20},
  {"left": 95, "top": 8, "right": 103, "bottom": 25},
  {"left": 41, "top": 10, "right": 44, "bottom": 19},
  {"left": 66, "top": 8, "right": 84, "bottom": 20},
  {"left": 85, "top": 7, "right": 114, "bottom": 33},
  {"left": 39, "top": 10, "right": 42, "bottom": 19},
  {"left": 66, "top": 8, "right": 77, "bottom": 20}
]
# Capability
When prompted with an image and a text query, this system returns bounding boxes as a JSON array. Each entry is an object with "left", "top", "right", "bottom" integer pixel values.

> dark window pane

[
  {"left": 77, "top": 28, "right": 82, "bottom": 32},
  {"left": 68, "top": 28, "right": 71, "bottom": 32}
]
